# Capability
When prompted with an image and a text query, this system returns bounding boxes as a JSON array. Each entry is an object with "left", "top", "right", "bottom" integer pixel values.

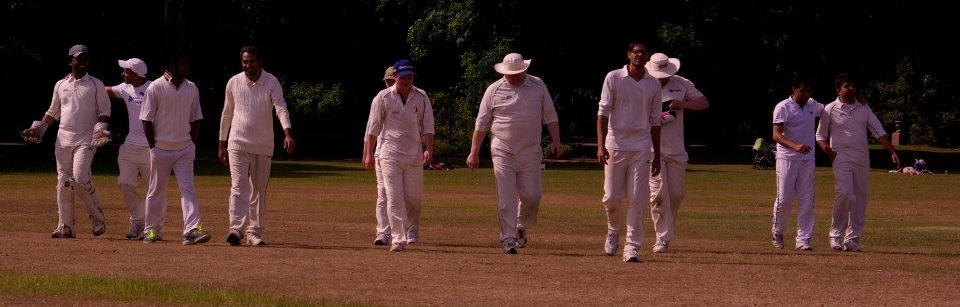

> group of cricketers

[
  {"left": 22, "top": 44, "right": 292, "bottom": 247},
  {"left": 23, "top": 42, "right": 897, "bottom": 263}
]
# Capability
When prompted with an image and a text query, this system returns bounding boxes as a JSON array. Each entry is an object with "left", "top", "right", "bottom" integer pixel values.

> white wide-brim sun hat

[
  {"left": 645, "top": 53, "right": 680, "bottom": 79},
  {"left": 494, "top": 53, "right": 531, "bottom": 75}
]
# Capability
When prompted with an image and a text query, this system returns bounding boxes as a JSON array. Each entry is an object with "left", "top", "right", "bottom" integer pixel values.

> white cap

[{"left": 118, "top": 58, "right": 148, "bottom": 77}]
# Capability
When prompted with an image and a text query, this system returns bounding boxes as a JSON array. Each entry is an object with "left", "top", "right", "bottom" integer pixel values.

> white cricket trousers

[
  {"left": 602, "top": 149, "right": 652, "bottom": 252},
  {"left": 118, "top": 144, "right": 150, "bottom": 224},
  {"left": 144, "top": 143, "right": 202, "bottom": 235},
  {"left": 771, "top": 158, "right": 816, "bottom": 243},
  {"left": 227, "top": 150, "right": 272, "bottom": 237},
  {"left": 378, "top": 158, "right": 423, "bottom": 245},
  {"left": 649, "top": 155, "right": 682, "bottom": 242},
  {"left": 374, "top": 155, "right": 390, "bottom": 238},
  {"left": 54, "top": 144, "right": 104, "bottom": 229},
  {"left": 830, "top": 150, "right": 871, "bottom": 246},
  {"left": 491, "top": 148, "right": 543, "bottom": 243}
]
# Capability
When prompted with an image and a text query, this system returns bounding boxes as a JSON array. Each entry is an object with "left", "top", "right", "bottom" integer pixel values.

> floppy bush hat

[
  {"left": 494, "top": 53, "right": 531, "bottom": 75},
  {"left": 645, "top": 53, "right": 680, "bottom": 79}
]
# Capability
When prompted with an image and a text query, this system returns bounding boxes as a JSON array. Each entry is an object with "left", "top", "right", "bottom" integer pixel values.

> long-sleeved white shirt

[
  {"left": 364, "top": 85, "right": 435, "bottom": 163},
  {"left": 219, "top": 70, "right": 292, "bottom": 156},
  {"left": 475, "top": 74, "right": 558, "bottom": 154},
  {"left": 45, "top": 74, "right": 111, "bottom": 146},
  {"left": 598, "top": 66, "right": 662, "bottom": 151},
  {"left": 140, "top": 75, "right": 203, "bottom": 151}
]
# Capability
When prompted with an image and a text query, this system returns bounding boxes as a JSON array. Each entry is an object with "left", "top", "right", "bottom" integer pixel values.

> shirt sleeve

[
  {"left": 682, "top": 78, "right": 704, "bottom": 100},
  {"left": 541, "top": 83, "right": 559, "bottom": 125},
  {"left": 648, "top": 82, "right": 662, "bottom": 127},
  {"left": 271, "top": 77, "right": 293, "bottom": 130},
  {"left": 95, "top": 80, "right": 111, "bottom": 118},
  {"left": 421, "top": 93, "right": 435, "bottom": 135},
  {"left": 815, "top": 104, "right": 831, "bottom": 141},
  {"left": 598, "top": 73, "right": 615, "bottom": 117},
  {"left": 139, "top": 83, "right": 157, "bottom": 122},
  {"left": 865, "top": 106, "right": 887, "bottom": 138},
  {"left": 219, "top": 78, "right": 235, "bottom": 141},
  {"left": 474, "top": 84, "right": 495, "bottom": 131},
  {"left": 113, "top": 83, "right": 130, "bottom": 102},
  {"left": 45, "top": 80, "right": 65, "bottom": 120},
  {"left": 772, "top": 102, "right": 787, "bottom": 124},
  {"left": 364, "top": 93, "right": 385, "bottom": 138}
]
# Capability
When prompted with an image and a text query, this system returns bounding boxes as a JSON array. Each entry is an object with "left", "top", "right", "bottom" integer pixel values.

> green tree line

[{"left": 2, "top": 0, "right": 956, "bottom": 159}]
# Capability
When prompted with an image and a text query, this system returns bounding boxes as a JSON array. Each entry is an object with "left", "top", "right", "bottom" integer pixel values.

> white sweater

[{"left": 219, "top": 70, "right": 292, "bottom": 156}]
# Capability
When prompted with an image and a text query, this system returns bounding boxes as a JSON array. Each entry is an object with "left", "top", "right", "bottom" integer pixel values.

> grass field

[{"left": 1, "top": 160, "right": 958, "bottom": 306}]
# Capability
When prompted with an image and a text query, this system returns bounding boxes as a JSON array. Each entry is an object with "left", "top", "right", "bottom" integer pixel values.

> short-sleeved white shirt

[
  {"left": 140, "top": 75, "right": 203, "bottom": 151},
  {"left": 111, "top": 81, "right": 152, "bottom": 146},
  {"left": 598, "top": 66, "right": 662, "bottom": 151},
  {"left": 816, "top": 99, "right": 887, "bottom": 160},
  {"left": 475, "top": 75, "right": 559, "bottom": 154},
  {"left": 659, "top": 75, "right": 704, "bottom": 159},
  {"left": 773, "top": 96, "right": 823, "bottom": 160},
  {"left": 45, "top": 74, "right": 111, "bottom": 146},
  {"left": 364, "top": 85, "right": 435, "bottom": 164}
]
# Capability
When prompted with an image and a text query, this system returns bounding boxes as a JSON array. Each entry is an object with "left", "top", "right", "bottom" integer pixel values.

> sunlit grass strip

[{"left": 0, "top": 271, "right": 365, "bottom": 307}]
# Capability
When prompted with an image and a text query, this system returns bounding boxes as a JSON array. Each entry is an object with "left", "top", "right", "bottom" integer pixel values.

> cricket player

[{"left": 816, "top": 73, "right": 899, "bottom": 252}]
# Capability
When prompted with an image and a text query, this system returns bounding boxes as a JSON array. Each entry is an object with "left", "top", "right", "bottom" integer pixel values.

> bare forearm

[
  {"left": 683, "top": 95, "right": 709, "bottom": 111},
  {"left": 423, "top": 133, "right": 433, "bottom": 152},
  {"left": 42, "top": 115, "right": 55, "bottom": 126},
  {"left": 469, "top": 129, "right": 486, "bottom": 156},
  {"left": 546, "top": 121, "right": 560, "bottom": 143},
  {"left": 596, "top": 116, "right": 608, "bottom": 148},
  {"left": 651, "top": 126, "right": 661, "bottom": 155},
  {"left": 364, "top": 134, "right": 377, "bottom": 158},
  {"left": 142, "top": 121, "right": 156, "bottom": 148},
  {"left": 190, "top": 120, "right": 201, "bottom": 143},
  {"left": 878, "top": 135, "right": 896, "bottom": 155}
]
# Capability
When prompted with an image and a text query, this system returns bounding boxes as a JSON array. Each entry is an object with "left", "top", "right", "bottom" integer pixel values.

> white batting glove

[
  {"left": 91, "top": 122, "right": 112, "bottom": 148},
  {"left": 21, "top": 120, "right": 48, "bottom": 144}
]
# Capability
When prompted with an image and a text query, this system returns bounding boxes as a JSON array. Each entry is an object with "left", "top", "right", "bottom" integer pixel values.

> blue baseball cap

[{"left": 393, "top": 59, "right": 416, "bottom": 77}]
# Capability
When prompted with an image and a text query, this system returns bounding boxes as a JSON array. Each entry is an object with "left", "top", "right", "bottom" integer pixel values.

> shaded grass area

[{"left": 0, "top": 270, "right": 361, "bottom": 307}]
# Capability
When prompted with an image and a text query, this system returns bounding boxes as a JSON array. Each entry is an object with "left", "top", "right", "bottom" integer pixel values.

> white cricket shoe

[
  {"left": 652, "top": 239, "right": 669, "bottom": 253},
  {"left": 604, "top": 234, "right": 619, "bottom": 256},
  {"left": 772, "top": 233, "right": 784, "bottom": 249},
  {"left": 623, "top": 249, "right": 641, "bottom": 263}
]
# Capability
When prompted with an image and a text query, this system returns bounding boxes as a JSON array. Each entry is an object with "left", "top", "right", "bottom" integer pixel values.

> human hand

[
  {"left": 551, "top": 140, "right": 563, "bottom": 159},
  {"left": 423, "top": 150, "right": 433, "bottom": 165},
  {"left": 218, "top": 146, "right": 229, "bottom": 166},
  {"left": 466, "top": 153, "right": 479, "bottom": 170},
  {"left": 363, "top": 155, "right": 375, "bottom": 171},
  {"left": 597, "top": 147, "right": 609, "bottom": 165},
  {"left": 284, "top": 135, "right": 296, "bottom": 153},
  {"left": 792, "top": 143, "right": 811, "bottom": 154},
  {"left": 651, "top": 154, "right": 661, "bottom": 176},
  {"left": 667, "top": 99, "right": 684, "bottom": 110}
]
